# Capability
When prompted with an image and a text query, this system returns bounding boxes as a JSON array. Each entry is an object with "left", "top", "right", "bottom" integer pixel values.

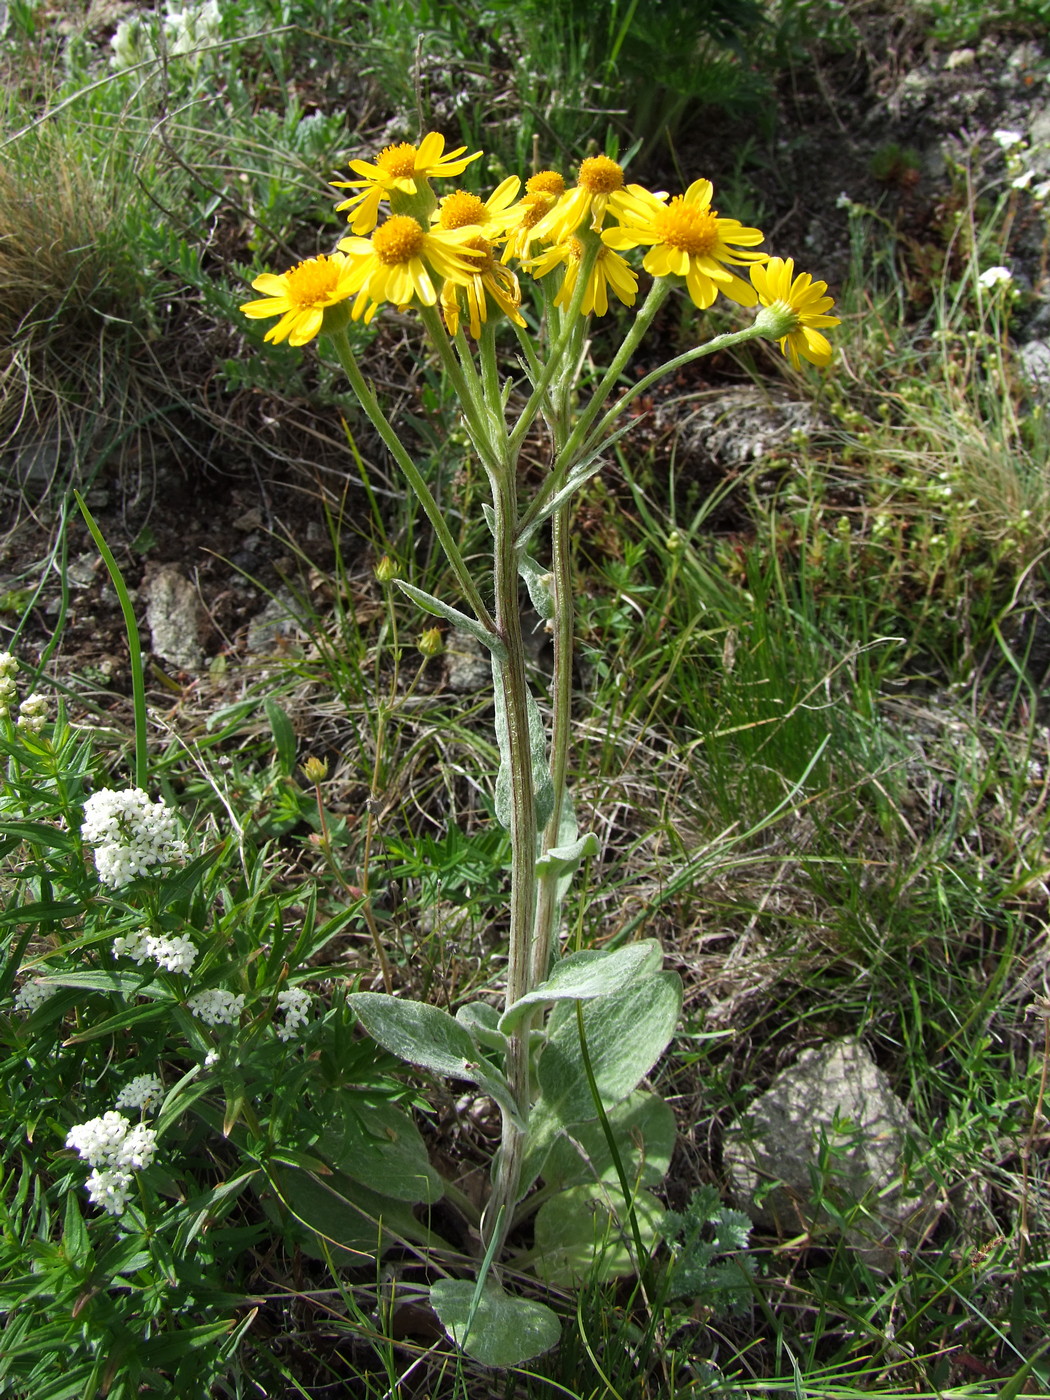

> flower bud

[
  {"left": 418, "top": 627, "right": 444, "bottom": 658},
  {"left": 300, "top": 755, "right": 329, "bottom": 784},
  {"left": 374, "top": 554, "right": 398, "bottom": 583}
]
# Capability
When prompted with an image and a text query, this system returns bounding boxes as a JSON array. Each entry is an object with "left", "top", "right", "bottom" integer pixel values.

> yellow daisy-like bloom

[
  {"left": 435, "top": 176, "right": 521, "bottom": 239},
  {"left": 603, "top": 179, "right": 766, "bottom": 310},
  {"left": 337, "top": 214, "right": 484, "bottom": 322},
  {"left": 240, "top": 252, "right": 358, "bottom": 346},
  {"left": 532, "top": 155, "right": 630, "bottom": 243},
  {"left": 529, "top": 236, "right": 638, "bottom": 317},
  {"left": 332, "top": 131, "right": 482, "bottom": 234},
  {"left": 440, "top": 236, "right": 527, "bottom": 338},
  {"left": 751, "top": 257, "right": 841, "bottom": 368},
  {"left": 501, "top": 172, "right": 568, "bottom": 264}
]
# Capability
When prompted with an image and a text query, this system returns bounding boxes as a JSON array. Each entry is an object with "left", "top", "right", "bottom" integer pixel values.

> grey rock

[
  {"left": 144, "top": 564, "right": 203, "bottom": 670},
  {"left": 445, "top": 631, "right": 491, "bottom": 693},
  {"left": 1020, "top": 339, "right": 1050, "bottom": 398},
  {"left": 724, "top": 1037, "right": 939, "bottom": 1268},
  {"left": 656, "top": 388, "right": 822, "bottom": 472},
  {"left": 245, "top": 587, "right": 302, "bottom": 655}
]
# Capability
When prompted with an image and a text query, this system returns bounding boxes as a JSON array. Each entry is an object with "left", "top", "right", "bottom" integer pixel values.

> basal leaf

[{"left": 430, "top": 1278, "right": 560, "bottom": 1367}]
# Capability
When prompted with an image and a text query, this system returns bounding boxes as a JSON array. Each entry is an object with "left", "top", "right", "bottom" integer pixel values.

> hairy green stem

[{"left": 483, "top": 465, "right": 540, "bottom": 1252}]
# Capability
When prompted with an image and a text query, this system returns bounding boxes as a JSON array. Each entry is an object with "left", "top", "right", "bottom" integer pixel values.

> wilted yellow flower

[
  {"left": 529, "top": 236, "right": 637, "bottom": 316},
  {"left": 332, "top": 131, "right": 483, "bottom": 234},
  {"left": 751, "top": 257, "right": 840, "bottom": 368},
  {"left": 603, "top": 179, "right": 766, "bottom": 309},
  {"left": 533, "top": 155, "right": 630, "bottom": 242},
  {"left": 337, "top": 215, "right": 485, "bottom": 322},
  {"left": 240, "top": 253, "right": 358, "bottom": 346},
  {"left": 440, "top": 236, "right": 526, "bottom": 337}
]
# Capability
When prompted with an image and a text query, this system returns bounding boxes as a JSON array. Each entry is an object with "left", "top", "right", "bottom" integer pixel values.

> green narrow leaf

[
  {"left": 264, "top": 698, "right": 298, "bottom": 776},
  {"left": 396, "top": 581, "right": 506, "bottom": 659}
]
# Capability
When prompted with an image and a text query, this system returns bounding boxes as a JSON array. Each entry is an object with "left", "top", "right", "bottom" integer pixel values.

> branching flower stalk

[{"left": 239, "top": 135, "right": 841, "bottom": 1276}]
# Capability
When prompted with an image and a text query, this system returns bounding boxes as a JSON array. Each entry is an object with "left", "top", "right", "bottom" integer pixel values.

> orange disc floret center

[
  {"left": 372, "top": 216, "right": 427, "bottom": 265},
  {"left": 463, "top": 234, "right": 495, "bottom": 270},
  {"left": 439, "top": 191, "right": 488, "bottom": 230},
  {"left": 526, "top": 170, "right": 566, "bottom": 195},
  {"left": 286, "top": 256, "right": 341, "bottom": 307},
  {"left": 376, "top": 143, "right": 418, "bottom": 178},
  {"left": 567, "top": 237, "right": 585, "bottom": 264},
  {"left": 654, "top": 200, "right": 719, "bottom": 256},
  {"left": 578, "top": 156, "right": 624, "bottom": 193}
]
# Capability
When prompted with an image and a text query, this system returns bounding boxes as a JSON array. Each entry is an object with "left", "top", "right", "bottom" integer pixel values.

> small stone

[
  {"left": 724, "top": 1037, "right": 939, "bottom": 1269},
  {"left": 1020, "top": 340, "right": 1050, "bottom": 398},
  {"left": 144, "top": 564, "right": 203, "bottom": 670},
  {"left": 445, "top": 631, "right": 491, "bottom": 693}
]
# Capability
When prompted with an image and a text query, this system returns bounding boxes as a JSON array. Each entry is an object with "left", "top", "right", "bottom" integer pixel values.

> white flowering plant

[{"left": 0, "top": 699, "right": 450, "bottom": 1397}]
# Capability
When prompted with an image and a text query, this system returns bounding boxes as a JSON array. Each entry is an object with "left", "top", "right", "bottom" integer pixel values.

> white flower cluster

[
  {"left": 13, "top": 977, "right": 55, "bottom": 1014},
  {"left": 978, "top": 264, "right": 1014, "bottom": 290},
  {"left": 111, "top": 0, "right": 221, "bottom": 70},
  {"left": 0, "top": 652, "right": 18, "bottom": 720},
  {"left": 18, "top": 693, "right": 48, "bottom": 733},
  {"left": 188, "top": 988, "right": 245, "bottom": 1027},
  {"left": 113, "top": 928, "right": 197, "bottom": 974},
  {"left": 114, "top": 1073, "right": 164, "bottom": 1112},
  {"left": 65, "top": 1110, "right": 158, "bottom": 1216},
  {"left": 81, "top": 787, "right": 189, "bottom": 889},
  {"left": 275, "top": 986, "right": 312, "bottom": 1042}
]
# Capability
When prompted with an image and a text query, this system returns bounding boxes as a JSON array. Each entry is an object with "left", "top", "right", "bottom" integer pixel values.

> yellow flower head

[
  {"left": 529, "top": 236, "right": 638, "bottom": 317},
  {"left": 603, "top": 178, "right": 766, "bottom": 310},
  {"left": 500, "top": 172, "right": 568, "bottom": 264},
  {"left": 435, "top": 176, "right": 521, "bottom": 238},
  {"left": 440, "top": 236, "right": 526, "bottom": 338},
  {"left": 240, "top": 252, "right": 358, "bottom": 346},
  {"left": 337, "top": 215, "right": 485, "bottom": 322},
  {"left": 751, "top": 257, "right": 841, "bottom": 368},
  {"left": 332, "top": 131, "right": 482, "bottom": 234},
  {"left": 532, "top": 155, "right": 629, "bottom": 243}
]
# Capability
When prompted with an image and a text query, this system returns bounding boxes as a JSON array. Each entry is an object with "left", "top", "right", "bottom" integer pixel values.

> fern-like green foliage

[{"left": 661, "top": 1185, "right": 755, "bottom": 1315}]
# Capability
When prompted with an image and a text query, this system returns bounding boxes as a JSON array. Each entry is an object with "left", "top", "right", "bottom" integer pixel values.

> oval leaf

[
  {"left": 499, "top": 940, "right": 663, "bottom": 1035},
  {"left": 533, "top": 1185, "right": 665, "bottom": 1286},
  {"left": 430, "top": 1279, "right": 560, "bottom": 1368}
]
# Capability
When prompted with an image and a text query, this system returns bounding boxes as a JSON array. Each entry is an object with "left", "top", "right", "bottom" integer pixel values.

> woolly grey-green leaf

[
  {"left": 498, "top": 940, "right": 663, "bottom": 1035},
  {"left": 430, "top": 1279, "right": 560, "bottom": 1367}
]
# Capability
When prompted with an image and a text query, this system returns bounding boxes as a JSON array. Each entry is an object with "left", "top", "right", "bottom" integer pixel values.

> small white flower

[
  {"left": 188, "top": 988, "right": 245, "bottom": 1027},
  {"left": 13, "top": 978, "right": 55, "bottom": 1013},
  {"left": 65, "top": 1110, "right": 157, "bottom": 1215},
  {"left": 112, "top": 929, "right": 196, "bottom": 974},
  {"left": 115, "top": 1073, "right": 164, "bottom": 1113},
  {"left": 993, "top": 129, "right": 1026, "bottom": 150},
  {"left": 86, "top": 1167, "right": 134, "bottom": 1216},
  {"left": 978, "top": 265, "right": 1013, "bottom": 289},
  {"left": 275, "top": 986, "right": 312, "bottom": 1042},
  {"left": 1032, "top": 180, "right": 1050, "bottom": 201},
  {"left": 1012, "top": 169, "right": 1035, "bottom": 190},
  {"left": 16, "top": 692, "right": 48, "bottom": 733},
  {"left": 66, "top": 1111, "right": 132, "bottom": 1169},
  {"left": 204, "top": 1049, "right": 220, "bottom": 1067},
  {"left": 0, "top": 652, "right": 17, "bottom": 678},
  {"left": 82, "top": 788, "right": 189, "bottom": 889}
]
